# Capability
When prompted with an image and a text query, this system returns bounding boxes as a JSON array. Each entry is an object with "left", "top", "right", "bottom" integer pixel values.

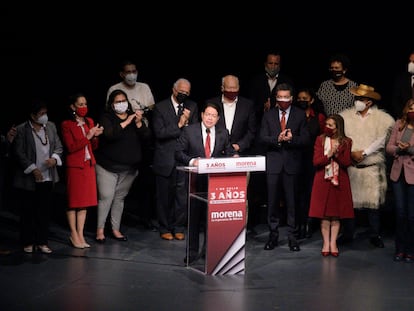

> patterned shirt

[{"left": 317, "top": 79, "right": 358, "bottom": 116}]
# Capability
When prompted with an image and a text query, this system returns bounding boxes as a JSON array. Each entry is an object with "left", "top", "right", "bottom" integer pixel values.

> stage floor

[{"left": 0, "top": 208, "right": 413, "bottom": 311}]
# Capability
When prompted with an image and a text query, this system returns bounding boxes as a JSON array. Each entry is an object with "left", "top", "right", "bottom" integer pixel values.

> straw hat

[{"left": 349, "top": 84, "right": 381, "bottom": 100}]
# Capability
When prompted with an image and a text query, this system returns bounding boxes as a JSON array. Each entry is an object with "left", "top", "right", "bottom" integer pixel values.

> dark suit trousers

[
  {"left": 155, "top": 169, "right": 187, "bottom": 234},
  {"left": 266, "top": 171, "right": 298, "bottom": 237}
]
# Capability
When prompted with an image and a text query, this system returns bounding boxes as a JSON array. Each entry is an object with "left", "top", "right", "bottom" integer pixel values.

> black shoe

[
  {"left": 370, "top": 236, "right": 384, "bottom": 248},
  {"left": 264, "top": 238, "right": 278, "bottom": 250},
  {"left": 112, "top": 235, "right": 128, "bottom": 242},
  {"left": 337, "top": 235, "right": 353, "bottom": 245},
  {"left": 95, "top": 237, "right": 106, "bottom": 243},
  {"left": 288, "top": 238, "right": 300, "bottom": 252}
]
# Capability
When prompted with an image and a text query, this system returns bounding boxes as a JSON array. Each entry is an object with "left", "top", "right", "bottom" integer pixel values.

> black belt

[{"left": 354, "top": 163, "right": 377, "bottom": 169}]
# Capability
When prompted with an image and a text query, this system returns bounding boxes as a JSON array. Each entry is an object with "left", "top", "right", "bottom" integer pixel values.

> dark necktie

[
  {"left": 177, "top": 103, "right": 184, "bottom": 116},
  {"left": 280, "top": 111, "right": 286, "bottom": 131},
  {"left": 205, "top": 128, "right": 211, "bottom": 158}
]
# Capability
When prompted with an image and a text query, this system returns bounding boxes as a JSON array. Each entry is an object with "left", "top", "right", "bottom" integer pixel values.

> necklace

[{"left": 32, "top": 126, "right": 48, "bottom": 146}]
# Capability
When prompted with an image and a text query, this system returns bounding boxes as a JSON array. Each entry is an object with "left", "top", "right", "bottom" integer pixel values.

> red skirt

[{"left": 66, "top": 161, "right": 98, "bottom": 208}]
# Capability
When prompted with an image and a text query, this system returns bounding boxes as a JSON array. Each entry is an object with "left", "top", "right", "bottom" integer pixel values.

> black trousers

[{"left": 19, "top": 182, "right": 53, "bottom": 246}]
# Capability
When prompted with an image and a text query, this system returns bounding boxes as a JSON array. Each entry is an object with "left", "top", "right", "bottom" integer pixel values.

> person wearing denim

[{"left": 386, "top": 98, "right": 414, "bottom": 262}]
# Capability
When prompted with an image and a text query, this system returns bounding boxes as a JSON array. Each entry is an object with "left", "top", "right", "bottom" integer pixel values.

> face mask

[
  {"left": 330, "top": 70, "right": 344, "bottom": 81},
  {"left": 276, "top": 97, "right": 291, "bottom": 111},
  {"left": 265, "top": 68, "right": 279, "bottom": 78},
  {"left": 354, "top": 100, "right": 367, "bottom": 112},
  {"left": 408, "top": 62, "right": 414, "bottom": 74},
  {"left": 296, "top": 101, "right": 308, "bottom": 110},
  {"left": 113, "top": 101, "right": 128, "bottom": 114},
  {"left": 277, "top": 101, "right": 291, "bottom": 111},
  {"left": 76, "top": 106, "right": 88, "bottom": 117},
  {"left": 36, "top": 114, "right": 48, "bottom": 125},
  {"left": 176, "top": 93, "right": 188, "bottom": 104},
  {"left": 407, "top": 111, "right": 414, "bottom": 121},
  {"left": 124, "top": 73, "right": 137, "bottom": 86},
  {"left": 324, "top": 126, "right": 335, "bottom": 137},
  {"left": 223, "top": 91, "right": 239, "bottom": 101}
]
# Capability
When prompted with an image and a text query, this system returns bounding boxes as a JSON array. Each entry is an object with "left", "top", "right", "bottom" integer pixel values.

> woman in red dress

[
  {"left": 61, "top": 93, "right": 103, "bottom": 248},
  {"left": 309, "top": 114, "right": 354, "bottom": 257}
]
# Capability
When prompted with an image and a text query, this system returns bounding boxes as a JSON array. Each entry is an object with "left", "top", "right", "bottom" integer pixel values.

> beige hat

[{"left": 349, "top": 84, "right": 381, "bottom": 100}]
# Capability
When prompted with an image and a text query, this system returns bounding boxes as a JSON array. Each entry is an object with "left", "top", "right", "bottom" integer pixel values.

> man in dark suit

[
  {"left": 260, "top": 83, "right": 310, "bottom": 251},
  {"left": 152, "top": 78, "right": 199, "bottom": 241},
  {"left": 206, "top": 75, "right": 256, "bottom": 156},
  {"left": 245, "top": 51, "right": 294, "bottom": 231},
  {"left": 175, "top": 102, "right": 236, "bottom": 264},
  {"left": 206, "top": 74, "right": 257, "bottom": 233},
  {"left": 391, "top": 51, "right": 414, "bottom": 119}
]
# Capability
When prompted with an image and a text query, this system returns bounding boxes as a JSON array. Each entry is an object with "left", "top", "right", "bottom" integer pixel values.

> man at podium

[{"left": 175, "top": 102, "right": 237, "bottom": 264}]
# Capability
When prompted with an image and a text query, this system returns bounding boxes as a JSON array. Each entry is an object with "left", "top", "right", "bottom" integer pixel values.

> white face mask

[
  {"left": 113, "top": 101, "right": 128, "bottom": 114},
  {"left": 408, "top": 62, "right": 414, "bottom": 74},
  {"left": 354, "top": 100, "right": 367, "bottom": 112},
  {"left": 36, "top": 114, "right": 48, "bottom": 125},
  {"left": 124, "top": 73, "right": 137, "bottom": 86}
]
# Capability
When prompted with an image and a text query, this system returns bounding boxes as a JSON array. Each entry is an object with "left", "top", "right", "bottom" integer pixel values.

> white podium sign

[{"left": 197, "top": 156, "right": 266, "bottom": 174}]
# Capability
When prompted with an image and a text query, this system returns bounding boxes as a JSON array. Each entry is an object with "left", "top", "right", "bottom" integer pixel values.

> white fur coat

[{"left": 340, "top": 106, "right": 395, "bottom": 209}]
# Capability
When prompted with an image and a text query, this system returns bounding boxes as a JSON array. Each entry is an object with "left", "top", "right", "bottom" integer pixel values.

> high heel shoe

[
  {"left": 330, "top": 249, "right": 339, "bottom": 257},
  {"left": 111, "top": 232, "right": 128, "bottom": 241},
  {"left": 95, "top": 237, "right": 106, "bottom": 243},
  {"left": 69, "top": 237, "right": 84, "bottom": 249},
  {"left": 83, "top": 242, "right": 91, "bottom": 248},
  {"left": 321, "top": 251, "right": 330, "bottom": 257}
]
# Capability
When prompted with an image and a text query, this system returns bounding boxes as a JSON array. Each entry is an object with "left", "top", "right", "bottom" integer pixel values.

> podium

[{"left": 178, "top": 156, "right": 265, "bottom": 275}]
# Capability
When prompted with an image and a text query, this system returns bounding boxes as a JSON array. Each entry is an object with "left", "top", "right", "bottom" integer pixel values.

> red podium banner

[
  {"left": 178, "top": 156, "right": 265, "bottom": 275},
  {"left": 206, "top": 172, "right": 246, "bottom": 275}
]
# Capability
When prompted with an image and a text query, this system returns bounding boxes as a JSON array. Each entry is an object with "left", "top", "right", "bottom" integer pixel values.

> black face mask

[
  {"left": 330, "top": 70, "right": 344, "bottom": 81},
  {"left": 176, "top": 92, "right": 188, "bottom": 103},
  {"left": 296, "top": 101, "right": 308, "bottom": 110}
]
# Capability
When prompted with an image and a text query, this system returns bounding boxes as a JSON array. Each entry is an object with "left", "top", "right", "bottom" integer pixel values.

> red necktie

[
  {"left": 205, "top": 128, "right": 211, "bottom": 158},
  {"left": 280, "top": 111, "right": 286, "bottom": 131}
]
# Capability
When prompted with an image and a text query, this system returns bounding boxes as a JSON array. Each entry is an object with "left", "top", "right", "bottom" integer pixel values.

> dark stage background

[{"left": 1, "top": 4, "right": 412, "bottom": 131}]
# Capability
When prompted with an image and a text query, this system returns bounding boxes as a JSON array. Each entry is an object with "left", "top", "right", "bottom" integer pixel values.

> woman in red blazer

[{"left": 61, "top": 93, "right": 103, "bottom": 248}]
